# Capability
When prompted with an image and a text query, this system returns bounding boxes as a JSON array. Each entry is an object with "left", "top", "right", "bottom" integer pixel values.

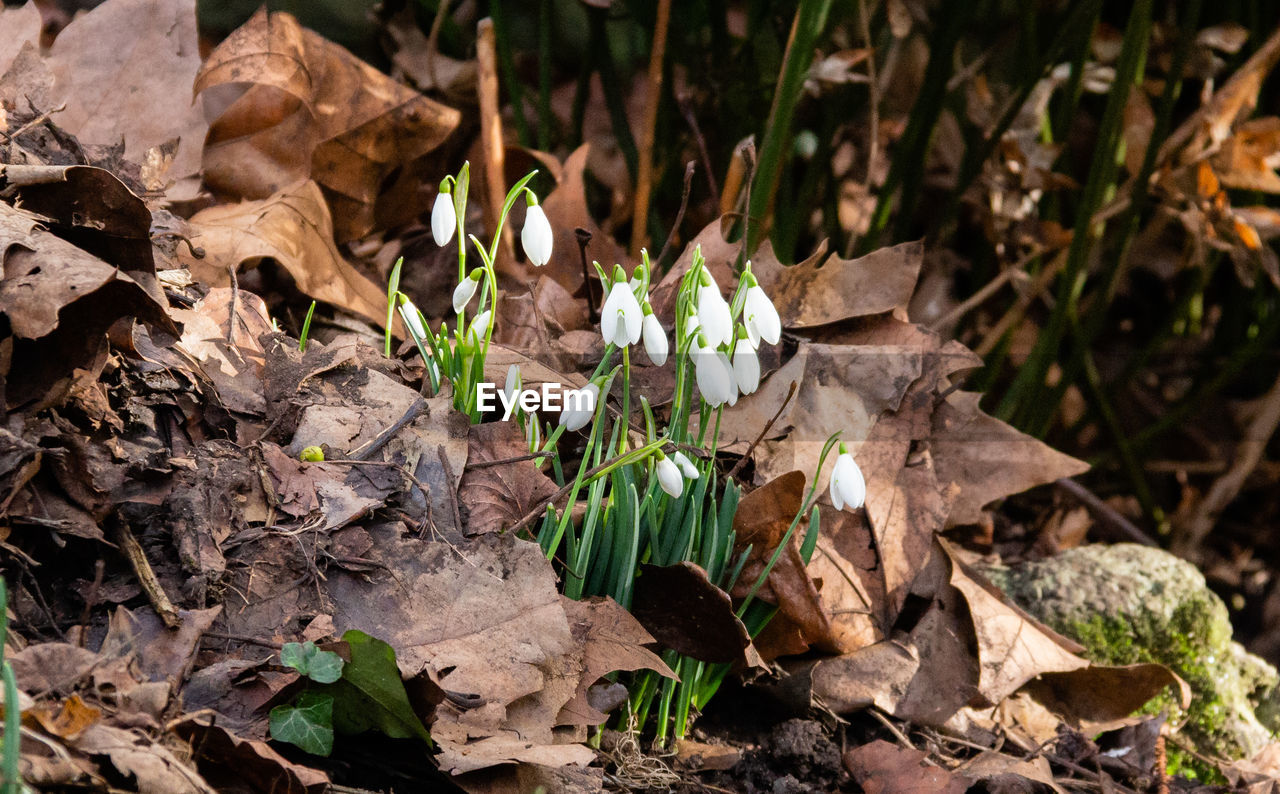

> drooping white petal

[
  {"left": 831, "top": 453, "right": 866, "bottom": 511},
  {"left": 431, "top": 192, "right": 456, "bottom": 246},
  {"left": 452, "top": 274, "right": 479, "bottom": 315},
  {"left": 733, "top": 338, "right": 760, "bottom": 394},
  {"left": 521, "top": 204, "right": 554, "bottom": 266},
  {"left": 697, "top": 285, "right": 733, "bottom": 348},
  {"left": 503, "top": 364, "right": 521, "bottom": 406},
  {"left": 400, "top": 299, "right": 427, "bottom": 339},
  {"left": 744, "top": 285, "right": 782, "bottom": 346},
  {"left": 672, "top": 451, "right": 700, "bottom": 479},
  {"left": 717, "top": 350, "right": 737, "bottom": 404},
  {"left": 642, "top": 313, "right": 668, "bottom": 366},
  {"left": 600, "top": 282, "right": 643, "bottom": 347},
  {"left": 559, "top": 382, "right": 599, "bottom": 431},
  {"left": 656, "top": 457, "right": 684, "bottom": 498},
  {"left": 829, "top": 467, "right": 844, "bottom": 511},
  {"left": 694, "top": 347, "right": 733, "bottom": 406}
]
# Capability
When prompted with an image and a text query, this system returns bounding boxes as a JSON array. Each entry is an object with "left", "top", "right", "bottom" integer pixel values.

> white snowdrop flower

[
  {"left": 431, "top": 190, "right": 456, "bottom": 246},
  {"left": 696, "top": 276, "right": 733, "bottom": 348},
  {"left": 672, "top": 451, "right": 700, "bottom": 479},
  {"left": 732, "top": 336, "right": 760, "bottom": 394},
  {"left": 829, "top": 448, "right": 866, "bottom": 511},
  {"left": 559, "top": 382, "right": 599, "bottom": 432},
  {"left": 601, "top": 281, "right": 643, "bottom": 347},
  {"left": 521, "top": 202, "right": 553, "bottom": 267},
  {"left": 400, "top": 298, "right": 427, "bottom": 339},
  {"left": 694, "top": 339, "right": 733, "bottom": 407},
  {"left": 743, "top": 279, "right": 782, "bottom": 347},
  {"left": 642, "top": 308, "right": 668, "bottom": 366},
  {"left": 655, "top": 456, "right": 684, "bottom": 498},
  {"left": 503, "top": 364, "right": 521, "bottom": 406},
  {"left": 452, "top": 269, "right": 482, "bottom": 315},
  {"left": 468, "top": 309, "right": 492, "bottom": 342}
]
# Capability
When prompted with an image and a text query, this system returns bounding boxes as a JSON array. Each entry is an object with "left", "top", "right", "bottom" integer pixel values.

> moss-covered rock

[{"left": 983, "top": 543, "right": 1279, "bottom": 761}]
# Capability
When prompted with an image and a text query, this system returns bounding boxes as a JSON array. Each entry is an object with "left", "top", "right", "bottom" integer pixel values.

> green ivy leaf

[
  {"left": 269, "top": 691, "right": 334, "bottom": 756},
  {"left": 279, "top": 641, "right": 344, "bottom": 684},
  {"left": 327, "top": 630, "right": 432, "bottom": 746}
]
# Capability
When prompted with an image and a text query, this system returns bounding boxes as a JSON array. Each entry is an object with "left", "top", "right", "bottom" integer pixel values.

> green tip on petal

[{"left": 838, "top": 441, "right": 849, "bottom": 455}]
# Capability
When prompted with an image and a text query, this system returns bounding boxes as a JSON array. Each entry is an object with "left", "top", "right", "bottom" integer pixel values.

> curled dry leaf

[
  {"left": 69, "top": 723, "right": 218, "bottom": 794},
  {"left": 195, "top": 8, "right": 461, "bottom": 241},
  {"left": 0, "top": 203, "right": 172, "bottom": 409},
  {"left": 177, "top": 181, "right": 390, "bottom": 329},
  {"left": 174, "top": 722, "right": 330, "bottom": 794},
  {"left": 844, "top": 739, "right": 972, "bottom": 794}
]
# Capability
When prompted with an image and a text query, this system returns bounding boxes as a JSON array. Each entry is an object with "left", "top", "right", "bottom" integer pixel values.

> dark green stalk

[
  {"left": 487, "top": 1, "right": 532, "bottom": 146},
  {"left": 537, "top": 0, "right": 553, "bottom": 150},
  {"left": 744, "top": 0, "right": 834, "bottom": 255},
  {"left": 996, "top": 0, "right": 1153, "bottom": 435}
]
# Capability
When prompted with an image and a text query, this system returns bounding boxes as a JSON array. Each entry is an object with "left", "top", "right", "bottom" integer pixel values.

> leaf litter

[{"left": 0, "top": 3, "right": 1243, "bottom": 792}]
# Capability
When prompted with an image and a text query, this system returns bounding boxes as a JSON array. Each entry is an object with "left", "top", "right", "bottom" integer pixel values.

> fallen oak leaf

[
  {"left": 458, "top": 421, "right": 559, "bottom": 536},
  {"left": 177, "top": 181, "right": 390, "bottom": 330},
  {"left": 195, "top": 8, "right": 461, "bottom": 241}
]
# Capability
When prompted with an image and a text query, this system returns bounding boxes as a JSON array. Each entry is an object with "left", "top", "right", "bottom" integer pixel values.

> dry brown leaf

[
  {"left": 9, "top": 643, "right": 100, "bottom": 692},
  {"left": 931, "top": 391, "right": 1089, "bottom": 526},
  {"left": 433, "top": 722, "right": 597, "bottom": 778},
  {"left": 458, "top": 421, "right": 559, "bottom": 535},
  {"left": 195, "top": 8, "right": 460, "bottom": 241},
  {"left": 630, "top": 562, "right": 755, "bottom": 666},
  {"left": 101, "top": 605, "right": 222, "bottom": 685},
  {"left": 1213, "top": 117, "right": 1280, "bottom": 193},
  {"left": 170, "top": 287, "right": 273, "bottom": 415},
  {"left": 844, "top": 739, "right": 972, "bottom": 794},
  {"left": 174, "top": 722, "right": 330, "bottom": 794},
  {"left": 41, "top": 0, "right": 207, "bottom": 184},
  {"left": 70, "top": 723, "right": 217, "bottom": 794},
  {"left": 557, "top": 596, "right": 676, "bottom": 726},
  {"left": 957, "top": 752, "right": 1064, "bottom": 793},
  {"left": 754, "top": 240, "right": 925, "bottom": 327},
  {"left": 0, "top": 3, "right": 40, "bottom": 78},
  {"left": 27, "top": 695, "right": 101, "bottom": 739},
  {"left": 0, "top": 202, "right": 171, "bottom": 409},
  {"left": 177, "top": 180, "right": 390, "bottom": 329}
]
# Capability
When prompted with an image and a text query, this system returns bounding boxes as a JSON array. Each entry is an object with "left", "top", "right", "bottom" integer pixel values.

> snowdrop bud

[
  {"left": 743, "top": 282, "right": 782, "bottom": 347},
  {"left": 431, "top": 190, "right": 456, "bottom": 246},
  {"left": 672, "top": 451, "right": 700, "bottom": 479},
  {"left": 559, "top": 382, "right": 599, "bottom": 432},
  {"left": 468, "top": 309, "right": 492, "bottom": 342},
  {"left": 655, "top": 455, "right": 684, "bottom": 498},
  {"left": 452, "top": 269, "right": 482, "bottom": 315},
  {"left": 521, "top": 201, "right": 553, "bottom": 267},
  {"left": 733, "top": 336, "right": 760, "bottom": 394},
  {"left": 601, "top": 281, "right": 644, "bottom": 347},
  {"left": 697, "top": 280, "right": 733, "bottom": 348},
  {"left": 400, "top": 298, "right": 427, "bottom": 339},
  {"left": 641, "top": 305, "right": 668, "bottom": 366},
  {"left": 503, "top": 364, "right": 521, "bottom": 406},
  {"left": 829, "top": 446, "right": 866, "bottom": 511},
  {"left": 694, "top": 337, "right": 733, "bottom": 406}
]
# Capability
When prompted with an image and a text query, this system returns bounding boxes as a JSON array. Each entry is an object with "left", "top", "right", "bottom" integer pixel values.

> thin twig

[
  {"left": 1055, "top": 477, "right": 1158, "bottom": 547},
  {"left": 225, "top": 264, "right": 239, "bottom": 346},
  {"left": 655, "top": 161, "right": 696, "bottom": 269},
  {"left": 1175, "top": 365, "right": 1280, "bottom": 553},
  {"left": 928, "top": 247, "right": 1040, "bottom": 332},
  {"left": 678, "top": 92, "right": 719, "bottom": 202},
  {"left": 437, "top": 444, "right": 465, "bottom": 536},
  {"left": 201, "top": 631, "right": 282, "bottom": 650},
  {"left": 630, "top": 0, "right": 672, "bottom": 258},
  {"left": 577, "top": 227, "right": 598, "bottom": 321},
  {"left": 466, "top": 451, "right": 554, "bottom": 470},
  {"left": 974, "top": 246, "right": 1069, "bottom": 357},
  {"left": 113, "top": 521, "right": 180, "bottom": 629},
  {"left": 726, "top": 381, "right": 798, "bottom": 481},
  {"left": 424, "top": 0, "right": 451, "bottom": 92},
  {"left": 349, "top": 397, "right": 426, "bottom": 461}
]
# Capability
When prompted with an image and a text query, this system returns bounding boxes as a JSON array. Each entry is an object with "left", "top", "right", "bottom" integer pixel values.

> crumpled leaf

[
  {"left": 754, "top": 240, "right": 925, "bottom": 327},
  {"left": 175, "top": 721, "right": 330, "bottom": 794},
  {"left": 458, "top": 421, "right": 559, "bottom": 535},
  {"left": 28, "top": 695, "right": 101, "bottom": 740},
  {"left": 100, "top": 605, "right": 223, "bottom": 686},
  {"left": 170, "top": 287, "right": 273, "bottom": 415},
  {"left": 70, "top": 723, "right": 218, "bottom": 794},
  {"left": 195, "top": 8, "right": 461, "bottom": 241},
  {"left": 0, "top": 202, "right": 172, "bottom": 408},
  {"left": 177, "top": 180, "right": 390, "bottom": 329},
  {"left": 631, "top": 562, "right": 756, "bottom": 666}
]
